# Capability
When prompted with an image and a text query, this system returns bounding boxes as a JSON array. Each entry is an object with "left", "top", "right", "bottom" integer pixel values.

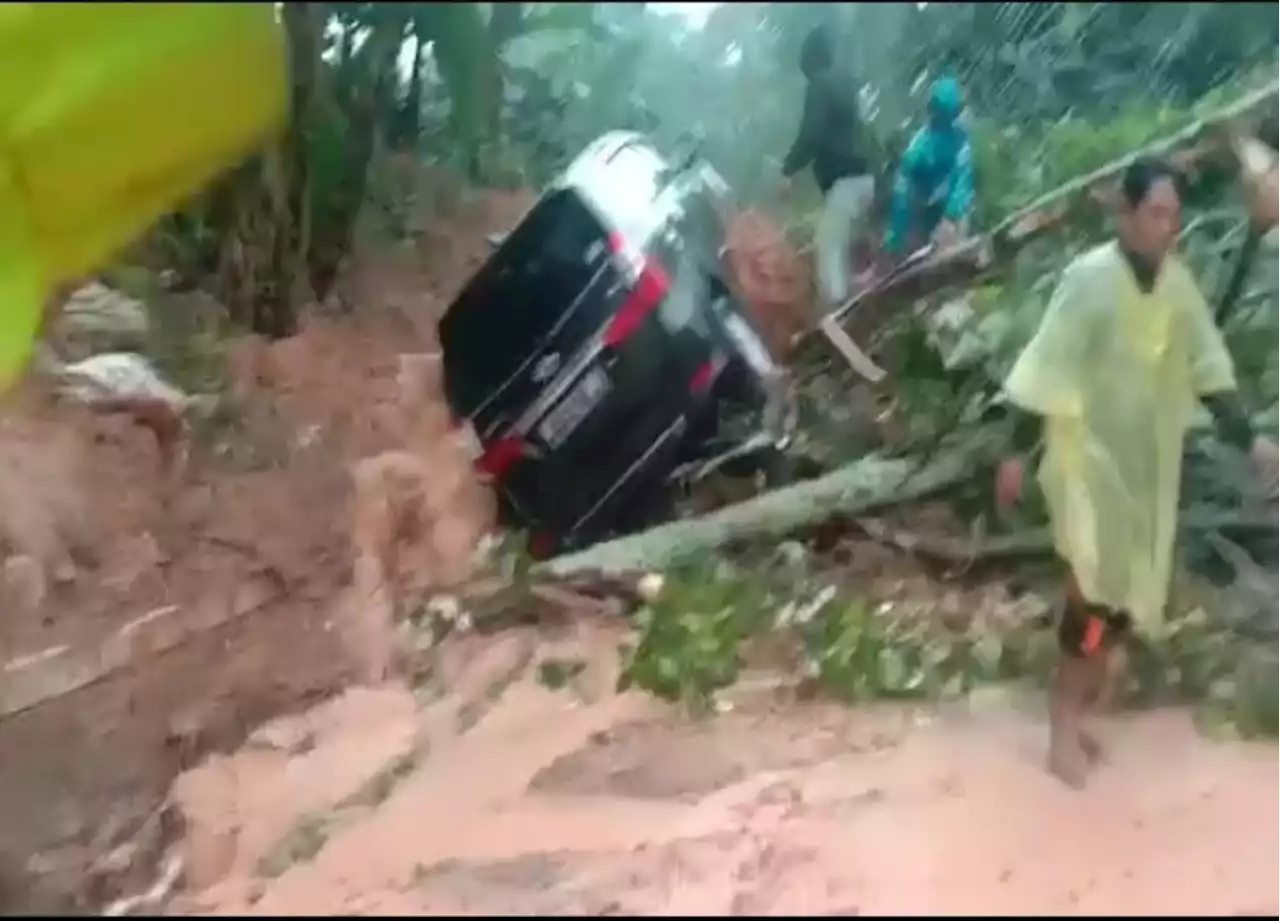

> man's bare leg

[
  {"left": 1048, "top": 652, "right": 1093, "bottom": 788},
  {"left": 1048, "top": 594, "right": 1121, "bottom": 787},
  {"left": 1077, "top": 650, "right": 1115, "bottom": 764}
]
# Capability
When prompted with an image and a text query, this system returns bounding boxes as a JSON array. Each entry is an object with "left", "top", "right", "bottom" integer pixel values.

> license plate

[{"left": 538, "top": 366, "right": 610, "bottom": 448}]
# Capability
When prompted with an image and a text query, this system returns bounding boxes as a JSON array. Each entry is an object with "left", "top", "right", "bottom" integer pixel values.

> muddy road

[{"left": 168, "top": 621, "right": 1278, "bottom": 917}]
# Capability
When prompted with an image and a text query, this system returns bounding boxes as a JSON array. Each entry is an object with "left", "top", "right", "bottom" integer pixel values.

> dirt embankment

[
  {"left": 0, "top": 187, "right": 536, "bottom": 914},
  {"left": 0, "top": 320, "right": 395, "bottom": 913}
]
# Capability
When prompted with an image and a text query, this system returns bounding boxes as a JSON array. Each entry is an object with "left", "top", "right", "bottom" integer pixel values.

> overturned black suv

[{"left": 438, "top": 132, "right": 788, "bottom": 556}]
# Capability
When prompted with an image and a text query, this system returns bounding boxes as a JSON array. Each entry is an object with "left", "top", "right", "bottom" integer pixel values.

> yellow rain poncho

[
  {"left": 0, "top": 2, "right": 286, "bottom": 386},
  {"left": 1003, "top": 241, "right": 1237, "bottom": 632}
]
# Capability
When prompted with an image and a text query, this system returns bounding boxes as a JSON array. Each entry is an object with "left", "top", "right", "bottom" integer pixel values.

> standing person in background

[
  {"left": 995, "top": 158, "right": 1279, "bottom": 789},
  {"left": 883, "top": 76, "right": 975, "bottom": 257},
  {"left": 777, "top": 24, "right": 886, "bottom": 383}
]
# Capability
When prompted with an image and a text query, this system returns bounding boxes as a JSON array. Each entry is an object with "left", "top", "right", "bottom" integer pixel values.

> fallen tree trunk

[
  {"left": 854, "top": 506, "right": 1279, "bottom": 567},
  {"left": 1214, "top": 131, "right": 1279, "bottom": 322},
  {"left": 1238, "top": 127, "right": 1279, "bottom": 229},
  {"left": 993, "top": 81, "right": 1278, "bottom": 247},
  {"left": 829, "top": 235, "right": 994, "bottom": 328},
  {"left": 812, "top": 81, "right": 1280, "bottom": 352},
  {"left": 540, "top": 427, "right": 1004, "bottom": 578}
]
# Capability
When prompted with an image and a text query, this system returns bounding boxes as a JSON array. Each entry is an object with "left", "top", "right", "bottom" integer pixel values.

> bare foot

[{"left": 1048, "top": 735, "right": 1090, "bottom": 790}]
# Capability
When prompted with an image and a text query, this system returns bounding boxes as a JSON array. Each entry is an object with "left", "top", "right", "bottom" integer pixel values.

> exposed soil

[
  {"left": 167, "top": 620, "right": 1279, "bottom": 917},
  {"left": 0, "top": 188, "right": 526, "bottom": 913},
  {"left": 0, "top": 326, "right": 389, "bottom": 911},
  {"left": 1, "top": 182, "right": 1275, "bottom": 916}
]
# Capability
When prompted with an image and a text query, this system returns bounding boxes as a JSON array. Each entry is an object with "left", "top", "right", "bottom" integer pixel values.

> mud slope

[
  {"left": 0, "top": 187, "right": 529, "bottom": 913},
  {"left": 170, "top": 622, "right": 1279, "bottom": 917}
]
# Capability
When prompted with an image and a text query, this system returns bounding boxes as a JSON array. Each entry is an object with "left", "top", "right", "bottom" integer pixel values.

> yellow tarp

[
  {"left": 0, "top": 2, "right": 286, "bottom": 386},
  {"left": 1003, "top": 241, "right": 1237, "bottom": 631}
]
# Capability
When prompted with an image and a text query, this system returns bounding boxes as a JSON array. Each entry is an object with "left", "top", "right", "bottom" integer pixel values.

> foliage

[
  {"left": 612, "top": 546, "right": 1033, "bottom": 716},
  {"left": 877, "top": 83, "right": 1279, "bottom": 472},
  {"left": 126, "top": 2, "right": 1278, "bottom": 734},
  {"left": 147, "top": 1, "right": 1277, "bottom": 332},
  {"left": 616, "top": 558, "right": 1277, "bottom": 738},
  {"left": 617, "top": 560, "right": 776, "bottom": 716},
  {"left": 969, "top": 101, "right": 1197, "bottom": 231}
]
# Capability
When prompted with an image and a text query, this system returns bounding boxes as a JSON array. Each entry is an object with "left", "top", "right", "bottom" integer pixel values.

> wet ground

[
  {"left": 3, "top": 185, "right": 1274, "bottom": 916},
  {"left": 169, "top": 622, "right": 1279, "bottom": 917}
]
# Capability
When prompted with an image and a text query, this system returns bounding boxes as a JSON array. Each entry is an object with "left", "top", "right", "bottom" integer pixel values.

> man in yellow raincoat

[
  {"left": 996, "top": 157, "right": 1279, "bottom": 789},
  {"left": 0, "top": 2, "right": 286, "bottom": 388}
]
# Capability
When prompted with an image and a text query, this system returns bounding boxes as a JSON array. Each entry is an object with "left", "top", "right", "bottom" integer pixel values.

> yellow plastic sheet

[
  {"left": 1003, "top": 242, "right": 1237, "bottom": 631},
  {"left": 0, "top": 2, "right": 286, "bottom": 386}
]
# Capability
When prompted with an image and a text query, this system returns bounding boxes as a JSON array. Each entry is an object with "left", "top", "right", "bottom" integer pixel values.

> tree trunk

[
  {"left": 540, "top": 428, "right": 1004, "bottom": 579},
  {"left": 308, "top": 6, "right": 410, "bottom": 301},
  {"left": 259, "top": 0, "right": 327, "bottom": 337},
  {"left": 205, "top": 2, "right": 323, "bottom": 336},
  {"left": 395, "top": 30, "right": 426, "bottom": 151}
]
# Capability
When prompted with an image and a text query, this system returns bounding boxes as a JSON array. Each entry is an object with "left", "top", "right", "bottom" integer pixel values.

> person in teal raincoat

[{"left": 884, "top": 75, "right": 974, "bottom": 255}]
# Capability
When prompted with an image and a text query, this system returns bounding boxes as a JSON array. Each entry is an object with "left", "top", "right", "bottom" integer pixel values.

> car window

[{"left": 440, "top": 191, "right": 607, "bottom": 418}]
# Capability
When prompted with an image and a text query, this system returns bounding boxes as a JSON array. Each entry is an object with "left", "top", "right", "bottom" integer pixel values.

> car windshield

[{"left": 439, "top": 190, "right": 608, "bottom": 418}]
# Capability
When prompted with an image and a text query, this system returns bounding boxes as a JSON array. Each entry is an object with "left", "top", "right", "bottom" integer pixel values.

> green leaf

[{"left": 876, "top": 647, "right": 909, "bottom": 694}]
